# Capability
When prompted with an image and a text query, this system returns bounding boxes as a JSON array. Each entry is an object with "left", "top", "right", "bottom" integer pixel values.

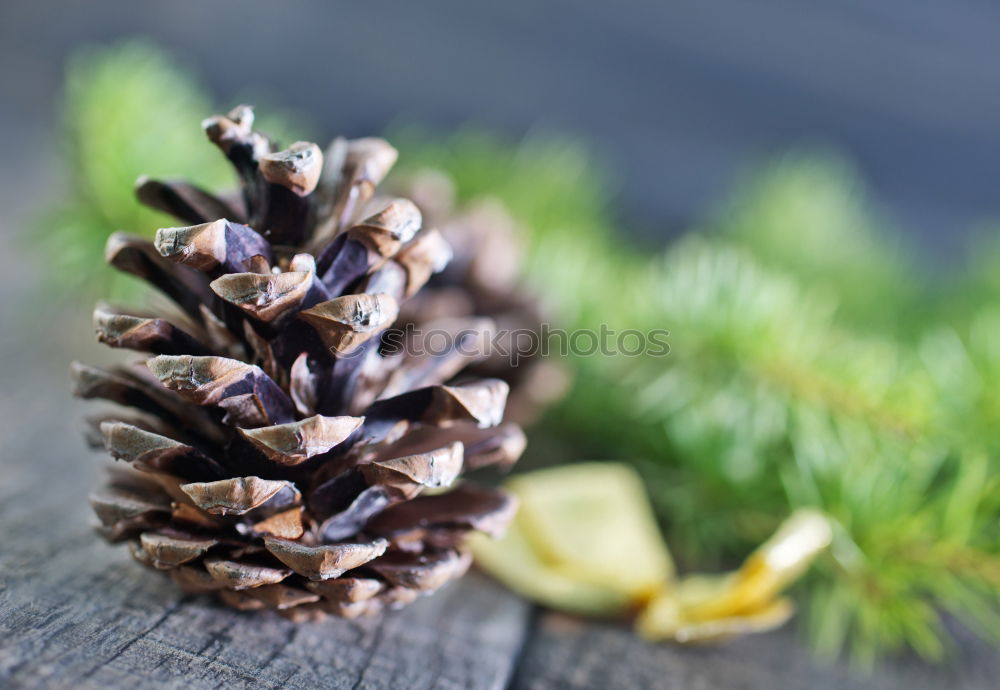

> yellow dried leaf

[
  {"left": 472, "top": 463, "right": 829, "bottom": 647},
  {"left": 637, "top": 588, "right": 794, "bottom": 643},
  {"left": 680, "top": 509, "right": 831, "bottom": 621},
  {"left": 469, "top": 522, "right": 632, "bottom": 617},
  {"left": 506, "top": 463, "right": 674, "bottom": 599},
  {"left": 637, "top": 509, "right": 830, "bottom": 642},
  {"left": 471, "top": 463, "right": 673, "bottom": 615}
]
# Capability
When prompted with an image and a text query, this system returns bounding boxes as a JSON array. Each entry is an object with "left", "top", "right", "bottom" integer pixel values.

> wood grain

[
  {"left": 511, "top": 611, "right": 1000, "bottom": 690},
  {"left": 0, "top": 516, "right": 530, "bottom": 690}
]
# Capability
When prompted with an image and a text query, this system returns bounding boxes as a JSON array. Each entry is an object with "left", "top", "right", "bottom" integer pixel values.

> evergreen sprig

[
  {"left": 710, "top": 152, "right": 919, "bottom": 332},
  {"left": 557, "top": 238, "right": 998, "bottom": 663},
  {"left": 395, "top": 132, "right": 1000, "bottom": 663}
]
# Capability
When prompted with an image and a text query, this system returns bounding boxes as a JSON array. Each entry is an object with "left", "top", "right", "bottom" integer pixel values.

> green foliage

[
  {"left": 396, "top": 131, "right": 1000, "bottom": 663},
  {"left": 40, "top": 40, "right": 1000, "bottom": 665},
  {"left": 705, "top": 152, "right": 919, "bottom": 332},
  {"left": 558, "top": 238, "right": 999, "bottom": 663}
]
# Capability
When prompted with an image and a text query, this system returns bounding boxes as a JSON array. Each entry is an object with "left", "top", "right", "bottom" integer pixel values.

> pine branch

[
  {"left": 548, "top": 237, "right": 999, "bottom": 662},
  {"left": 391, "top": 129, "right": 1000, "bottom": 662},
  {"left": 706, "top": 152, "right": 919, "bottom": 334}
]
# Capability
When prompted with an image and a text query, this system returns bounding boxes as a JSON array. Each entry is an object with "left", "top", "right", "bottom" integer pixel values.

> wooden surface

[
  {"left": 1, "top": 311, "right": 998, "bottom": 689},
  {"left": 3, "top": 449, "right": 999, "bottom": 690}
]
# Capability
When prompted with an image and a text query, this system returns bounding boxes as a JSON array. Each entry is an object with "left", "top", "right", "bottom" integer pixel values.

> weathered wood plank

[
  {"left": 0, "top": 520, "right": 530, "bottom": 690},
  {"left": 511, "top": 611, "right": 1000, "bottom": 690}
]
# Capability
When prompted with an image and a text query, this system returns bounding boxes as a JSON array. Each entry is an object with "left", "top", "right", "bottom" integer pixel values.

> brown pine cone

[{"left": 74, "top": 106, "right": 526, "bottom": 621}]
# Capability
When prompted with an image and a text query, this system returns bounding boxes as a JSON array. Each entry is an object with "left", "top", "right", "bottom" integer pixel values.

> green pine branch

[
  {"left": 549, "top": 236, "right": 999, "bottom": 664},
  {"left": 706, "top": 152, "right": 919, "bottom": 333},
  {"left": 395, "top": 130, "right": 1000, "bottom": 663}
]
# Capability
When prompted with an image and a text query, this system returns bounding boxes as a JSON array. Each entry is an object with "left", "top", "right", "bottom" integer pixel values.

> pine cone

[
  {"left": 392, "top": 169, "right": 570, "bottom": 424},
  {"left": 74, "top": 106, "right": 526, "bottom": 621}
]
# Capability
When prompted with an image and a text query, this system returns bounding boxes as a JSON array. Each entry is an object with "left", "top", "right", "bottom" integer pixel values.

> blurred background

[
  {"left": 2, "top": 0, "right": 1000, "bottom": 679},
  {"left": 5, "top": 0, "right": 1000, "bottom": 250}
]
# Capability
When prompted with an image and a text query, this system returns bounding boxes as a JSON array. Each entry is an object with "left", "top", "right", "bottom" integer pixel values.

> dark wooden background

[
  {"left": 3, "top": 0, "right": 1000, "bottom": 252},
  {"left": 2, "top": 1, "right": 1000, "bottom": 687}
]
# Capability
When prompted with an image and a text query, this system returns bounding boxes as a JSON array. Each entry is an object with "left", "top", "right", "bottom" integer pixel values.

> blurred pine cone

[
  {"left": 392, "top": 169, "right": 570, "bottom": 424},
  {"left": 74, "top": 106, "right": 526, "bottom": 620}
]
